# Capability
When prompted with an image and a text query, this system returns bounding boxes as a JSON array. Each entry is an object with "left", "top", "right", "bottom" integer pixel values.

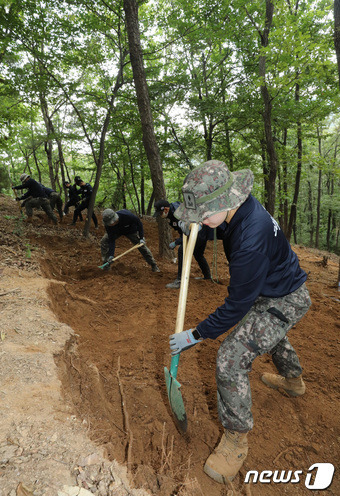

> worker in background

[
  {"left": 63, "top": 179, "right": 82, "bottom": 220},
  {"left": 12, "top": 174, "right": 57, "bottom": 225},
  {"left": 154, "top": 199, "right": 226, "bottom": 289},
  {"left": 72, "top": 177, "right": 98, "bottom": 228},
  {"left": 101, "top": 208, "right": 160, "bottom": 273},
  {"left": 41, "top": 185, "right": 63, "bottom": 222}
]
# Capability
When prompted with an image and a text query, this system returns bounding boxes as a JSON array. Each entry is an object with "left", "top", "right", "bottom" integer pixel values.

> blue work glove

[
  {"left": 139, "top": 237, "right": 146, "bottom": 245},
  {"left": 169, "top": 328, "right": 203, "bottom": 356},
  {"left": 169, "top": 241, "right": 176, "bottom": 250},
  {"left": 107, "top": 255, "right": 114, "bottom": 264}
]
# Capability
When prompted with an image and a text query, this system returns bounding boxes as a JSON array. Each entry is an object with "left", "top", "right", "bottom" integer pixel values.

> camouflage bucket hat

[
  {"left": 20, "top": 173, "right": 30, "bottom": 182},
  {"left": 174, "top": 160, "right": 254, "bottom": 223},
  {"left": 102, "top": 208, "right": 119, "bottom": 226}
]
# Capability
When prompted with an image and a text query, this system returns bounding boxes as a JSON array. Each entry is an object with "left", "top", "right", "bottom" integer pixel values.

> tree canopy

[{"left": 0, "top": 0, "right": 339, "bottom": 252}]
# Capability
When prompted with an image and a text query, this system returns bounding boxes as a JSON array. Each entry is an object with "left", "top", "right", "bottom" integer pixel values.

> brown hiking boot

[
  {"left": 204, "top": 430, "right": 248, "bottom": 483},
  {"left": 261, "top": 373, "right": 305, "bottom": 397}
]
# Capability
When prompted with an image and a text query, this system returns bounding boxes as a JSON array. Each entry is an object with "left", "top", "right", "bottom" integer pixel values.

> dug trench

[{"left": 32, "top": 216, "right": 339, "bottom": 496}]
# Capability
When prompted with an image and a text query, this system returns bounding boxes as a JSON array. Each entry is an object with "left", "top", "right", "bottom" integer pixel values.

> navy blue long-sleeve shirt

[
  {"left": 40, "top": 185, "right": 56, "bottom": 197},
  {"left": 105, "top": 209, "right": 144, "bottom": 257},
  {"left": 167, "top": 202, "right": 184, "bottom": 246},
  {"left": 14, "top": 178, "right": 47, "bottom": 200},
  {"left": 80, "top": 183, "right": 93, "bottom": 199},
  {"left": 68, "top": 185, "right": 81, "bottom": 201},
  {"left": 196, "top": 195, "right": 307, "bottom": 340}
]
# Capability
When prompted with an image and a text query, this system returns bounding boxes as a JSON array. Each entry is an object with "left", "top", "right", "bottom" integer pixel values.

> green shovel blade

[
  {"left": 164, "top": 354, "right": 188, "bottom": 433},
  {"left": 98, "top": 262, "right": 110, "bottom": 270}
]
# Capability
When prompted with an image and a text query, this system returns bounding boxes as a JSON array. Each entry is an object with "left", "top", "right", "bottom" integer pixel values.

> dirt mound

[{"left": 0, "top": 194, "right": 339, "bottom": 495}]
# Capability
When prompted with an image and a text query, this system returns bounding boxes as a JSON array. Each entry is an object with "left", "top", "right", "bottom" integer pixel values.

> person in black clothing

[
  {"left": 153, "top": 199, "right": 226, "bottom": 289},
  {"left": 63, "top": 180, "right": 82, "bottom": 220},
  {"left": 100, "top": 208, "right": 160, "bottom": 272},
  {"left": 12, "top": 174, "right": 57, "bottom": 224},
  {"left": 72, "top": 177, "right": 98, "bottom": 228},
  {"left": 42, "top": 185, "right": 63, "bottom": 221}
]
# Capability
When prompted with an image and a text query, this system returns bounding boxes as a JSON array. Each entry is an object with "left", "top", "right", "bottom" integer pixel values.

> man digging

[
  {"left": 169, "top": 160, "right": 311, "bottom": 483},
  {"left": 100, "top": 208, "right": 160, "bottom": 273},
  {"left": 12, "top": 174, "right": 58, "bottom": 225}
]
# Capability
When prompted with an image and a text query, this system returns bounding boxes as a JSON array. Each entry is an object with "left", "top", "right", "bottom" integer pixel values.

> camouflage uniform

[
  {"left": 173, "top": 160, "right": 311, "bottom": 435},
  {"left": 24, "top": 197, "right": 57, "bottom": 224},
  {"left": 216, "top": 283, "right": 311, "bottom": 433},
  {"left": 49, "top": 191, "right": 63, "bottom": 221}
]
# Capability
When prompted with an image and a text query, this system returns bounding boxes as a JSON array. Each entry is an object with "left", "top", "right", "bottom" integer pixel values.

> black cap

[
  {"left": 74, "top": 176, "right": 82, "bottom": 185},
  {"left": 153, "top": 199, "right": 170, "bottom": 217},
  {"left": 63, "top": 180, "right": 70, "bottom": 186}
]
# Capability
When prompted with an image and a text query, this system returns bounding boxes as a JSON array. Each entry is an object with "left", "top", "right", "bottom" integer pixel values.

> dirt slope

[{"left": 0, "top": 194, "right": 339, "bottom": 496}]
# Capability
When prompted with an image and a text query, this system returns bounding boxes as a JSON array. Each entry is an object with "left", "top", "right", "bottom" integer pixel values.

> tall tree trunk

[
  {"left": 24, "top": 153, "right": 33, "bottom": 177},
  {"left": 307, "top": 180, "right": 314, "bottom": 246},
  {"left": 39, "top": 93, "right": 55, "bottom": 189},
  {"left": 260, "top": 138, "right": 269, "bottom": 207},
  {"left": 282, "top": 128, "right": 288, "bottom": 234},
  {"left": 122, "top": 164, "right": 127, "bottom": 209},
  {"left": 140, "top": 156, "right": 145, "bottom": 215},
  {"left": 123, "top": 0, "right": 171, "bottom": 257},
  {"left": 32, "top": 150, "right": 41, "bottom": 182},
  {"left": 327, "top": 207, "right": 332, "bottom": 251},
  {"left": 287, "top": 82, "right": 303, "bottom": 242},
  {"left": 327, "top": 141, "right": 337, "bottom": 250},
  {"left": 259, "top": 0, "right": 278, "bottom": 215},
  {"left": 334, "top": 0, "right": 340, "bottom": 88},
  {"left": 224, "top": 118, "right": 234, "bottom": 171},
  {"left": 315, "top": 127, "right": 323, "bottom": 249},
  {"left": 39, "top": 92, "right": 66, "bottom": 194},
  {"left": 315, "top": 168, "right": 322, "bottom": 249},
  {"left": 55, "top": 138, "right": 67, "bottom": 196},
  {"left": 121, "top": 130, "right": 141, "bottom": 214},
  {"left": 205, "top": 120, "right": 214, "bottom": 161}
]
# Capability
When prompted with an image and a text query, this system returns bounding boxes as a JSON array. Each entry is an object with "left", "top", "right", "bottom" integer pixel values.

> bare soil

[{"left": 0, "top": 193, "right": 339, "bottom": 496}]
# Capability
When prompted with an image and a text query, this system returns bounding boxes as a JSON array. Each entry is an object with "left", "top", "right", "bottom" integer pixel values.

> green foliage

[{"left": 0, "top": 0, "right": 338, "bottom": 251}]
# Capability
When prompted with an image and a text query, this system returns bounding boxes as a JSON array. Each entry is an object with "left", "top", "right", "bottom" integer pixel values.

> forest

[{"left": 1, "top": 0, "right": 339, "bottom": 254}]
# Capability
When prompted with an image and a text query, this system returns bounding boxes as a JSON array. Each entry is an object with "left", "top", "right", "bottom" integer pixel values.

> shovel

[
  {"left": 12, "top": 188, "right": 23, "bottom": 214},
  {"left": 164, "top": 223, "right": 199, "bottom": 433},
  {"left": 98, "top": 243, "right": 141, "bottom": 269}
]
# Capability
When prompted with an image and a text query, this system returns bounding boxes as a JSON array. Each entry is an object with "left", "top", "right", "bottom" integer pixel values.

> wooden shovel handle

[
  {"left": 174, "top": 223, "right": 199, "bottom": 334},
  {"left": 111, "top": 243, "right": 140, "bottom": 262},
  {"left": 182, "top": 234, "right": 187, "bottom": 260}
]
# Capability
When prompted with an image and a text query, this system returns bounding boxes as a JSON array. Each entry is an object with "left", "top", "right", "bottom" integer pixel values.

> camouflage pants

[
  {"left": 49, "top": 192, "right": 63, "bottom": 220},
  {"left": 101, "top": 232, "right": 158, "bottom": 268},
  {"left": 24, "top": 197, "right": 57, "bottom": 224},
  {"left": 216, "top": 283, "right": 311, "bottom": 433}
]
